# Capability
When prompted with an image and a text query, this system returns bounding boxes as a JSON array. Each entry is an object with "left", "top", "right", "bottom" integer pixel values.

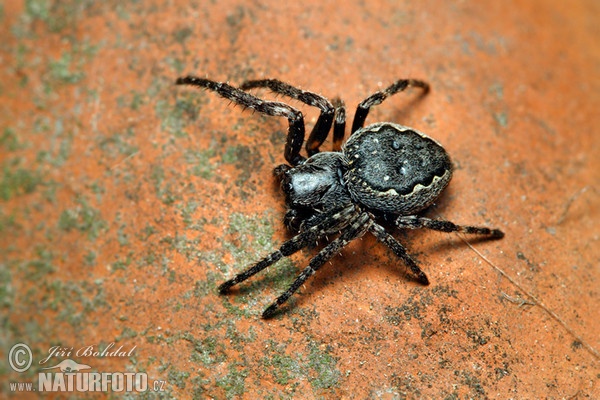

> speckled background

[{"left": 1, "top": 0, "right": 598, "bottom": 398}]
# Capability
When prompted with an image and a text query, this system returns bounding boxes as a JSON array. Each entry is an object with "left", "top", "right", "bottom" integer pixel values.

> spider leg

[
  {"left": 262, "top": 211, "right": 371, "bottom": 318},
  {"left": 368, "top": 222, "right": 430, "bottom": 285},
  {"left": 241, "top": 79, "right": 335, "bottom": 156},
  {"left": 218, "top": 205, "right": 356, "bottom": 294},
  {"left": 395, "top": 216, "right": 504, "bottom": 238},
  {"left": 176, "top": 76, "right": 306, "bottom": 165},
  {"left": 351, "top": 79, "right": 429, "bottom": 134},
  {"left": 332, "top": 97, "right": 346, "bottom": 151}
]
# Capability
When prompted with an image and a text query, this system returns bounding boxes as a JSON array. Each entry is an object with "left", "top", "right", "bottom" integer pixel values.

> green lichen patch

[
  {"left": 261, "top": 339, "right": 341, "bottom": 392},
  {"left": 57, "top": 196, "right": 107, "bottom": 240},
  {"left": 184, "top": 148, "right": 217, "bottom": 180},
  {"left": 0, "top": 163, "right": 43, "bottom": 201}
]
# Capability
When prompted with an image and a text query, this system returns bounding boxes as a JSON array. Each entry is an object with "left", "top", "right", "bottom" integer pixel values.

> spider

[{"left": 176, "top": 75, "right": 504, "bottom": 318}]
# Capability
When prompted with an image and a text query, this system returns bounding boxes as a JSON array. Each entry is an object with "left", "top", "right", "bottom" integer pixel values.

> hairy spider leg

[
  {"left": 368, "top": 223, "right": 430, "bottom": 285},
  {"left": 331, "top": 97, "right": 346, "bottom": 151},
  {"left": 218, "top": 205, "right": 356, "bottom": 295},
  {"left": 395, "top": 216, "right": 505, "bottom": 239},
  {"left": 351, "top": 79, "right": 430, "bottom": 134},
  {"left": 176, "top": 76, "right": 307, "bottom": 165},
  {"left": 262, "top": 210, "right": 372, "bottom": 318},
  {"left": 240, "top": 79, "right": 334, "bottom": 156}
]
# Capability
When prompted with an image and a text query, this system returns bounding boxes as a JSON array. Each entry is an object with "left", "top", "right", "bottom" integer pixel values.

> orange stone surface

[{"left": 1, "top": 0, "right": 598, "bottom": 398}]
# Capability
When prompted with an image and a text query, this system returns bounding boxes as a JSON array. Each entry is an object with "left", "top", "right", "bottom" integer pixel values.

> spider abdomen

[{"left": 344, "top": 122, "right": 453, "bottom": 214}]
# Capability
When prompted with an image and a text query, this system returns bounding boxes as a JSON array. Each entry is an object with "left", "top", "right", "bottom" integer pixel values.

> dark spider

[{"left": 176, "top": 76, "right": 504, "bottom": 318}]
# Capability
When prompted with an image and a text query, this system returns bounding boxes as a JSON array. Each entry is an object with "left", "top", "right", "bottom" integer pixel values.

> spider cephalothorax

[{"left": 176, "top": 76, "right": 504, "bottom": 318}]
